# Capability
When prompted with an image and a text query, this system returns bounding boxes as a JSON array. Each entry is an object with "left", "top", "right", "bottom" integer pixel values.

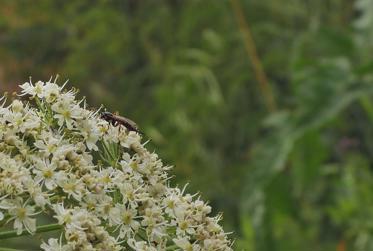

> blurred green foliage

[{"left": 1, "top": 0, "right": 373, "bottom": 250}]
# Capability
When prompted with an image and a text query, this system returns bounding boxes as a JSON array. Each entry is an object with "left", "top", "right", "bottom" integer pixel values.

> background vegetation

[{"left": 1, "top": 0, "right": 373, "bottom": 250}]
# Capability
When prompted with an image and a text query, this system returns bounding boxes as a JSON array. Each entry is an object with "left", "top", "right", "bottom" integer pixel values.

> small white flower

[
  {"left": 110, "top": 204, "right": 140, "bottom": 238},
  {"left": 57, "top": 176, "right": 84, "bottom": 201},
  {"left": 0, "top": 198, "right": 38, "bottom": 235},
  {"left": 41, "top": 237, "right": 73, "bottom": 251},
  {"left": 43, "top": 82, "right": 61, "bottom": 103},
  {"left": 19, "top": 81, "right": 44, "bottom": 98},
  {"left": 51, "top": 100, "right": 82, "bottom": 129},
  {"left": 34, "top": 133, "right": 61, "bottom": 157},
  {"left": 53, "top": 204, "right": 72, "bottom": 225},
  {"left": 76, "top": 119, "right": 100, "bottom": 151},
  {"left": 173, "top": 237, "right": 201, "bottom": 251},
  {"left": 33, "top": 159, "right": 58, "bottom": 190}
]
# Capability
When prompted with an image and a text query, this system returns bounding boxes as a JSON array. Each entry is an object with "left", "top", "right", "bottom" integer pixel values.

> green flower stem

[
  {"left": 0, "top": 223, "right": 62, "bottom": 240},
  {"left": 0, "top": 248, "right": 24, "bottom": 251},
  {"left": 33, "top": 97, "right": 44, "bottom": 112}
]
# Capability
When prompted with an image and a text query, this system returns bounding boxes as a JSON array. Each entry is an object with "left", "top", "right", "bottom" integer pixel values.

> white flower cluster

[{"left": 0, "top": 79, "right": 232, "bottom": 251}]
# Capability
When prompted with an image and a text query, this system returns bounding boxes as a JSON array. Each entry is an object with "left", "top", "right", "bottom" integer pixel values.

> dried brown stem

[{"left": 230, "top": 0, "right": 277, "bottom": 112}]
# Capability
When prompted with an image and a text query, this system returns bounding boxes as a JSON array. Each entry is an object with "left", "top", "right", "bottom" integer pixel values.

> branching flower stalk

[{"left": 0, "top": 78, "right": 232, "bottom": 251}]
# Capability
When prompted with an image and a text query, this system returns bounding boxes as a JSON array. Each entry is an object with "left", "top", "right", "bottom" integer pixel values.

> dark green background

[{"left": 1, "top": 0, "right": 373, "bottom": 250}]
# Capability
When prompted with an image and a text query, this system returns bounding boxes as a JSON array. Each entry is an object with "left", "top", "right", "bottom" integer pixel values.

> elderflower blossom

[{"left": 0, "top": 78, "right": 233, "bottom": 250}]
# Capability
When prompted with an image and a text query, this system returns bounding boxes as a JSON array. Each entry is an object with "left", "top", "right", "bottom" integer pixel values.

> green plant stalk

[
  {"left": 0, "top": 248, "right": 23, "bottom": 251},
  {"left": 230, "top": 0, "right": 277, "bottom": 112},
  {"left": 0, "top": 223, "right": 62, "bottom": 239},
  {"left": 359, "top": 96, "right": 373, "bottom": 124},
  {"left": 34, "top": 97, "right": 45, "bottom": 113},
  {"left": 101, "top": 141, "right": 120, "bottom": 168}
]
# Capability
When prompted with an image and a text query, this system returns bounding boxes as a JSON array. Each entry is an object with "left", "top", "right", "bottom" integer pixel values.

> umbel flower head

[{"left": 0, "top": 78, "right": 232, "bottom": 251}]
